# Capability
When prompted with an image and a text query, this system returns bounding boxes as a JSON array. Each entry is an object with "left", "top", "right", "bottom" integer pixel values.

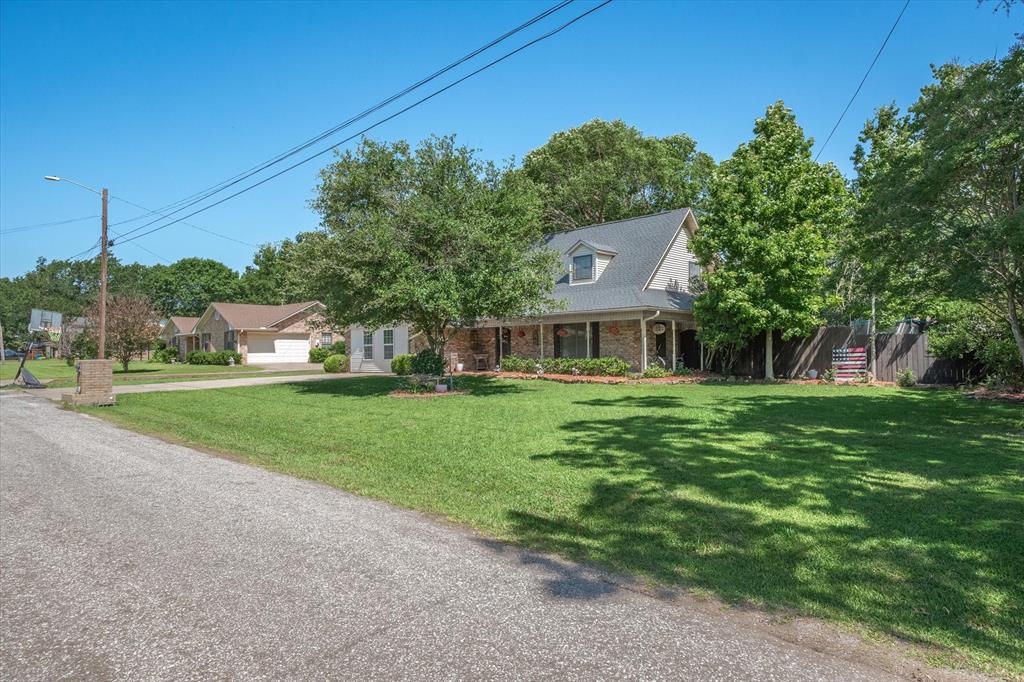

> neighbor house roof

[
  {"left": 543, "top": 208, "right": 695, "bottom": 314},
  {"left": 168, "top": 316, "right": 199, "bottom": 334},
  {"left": 202, "top": 301, "right": 322, "bottom": 330}
]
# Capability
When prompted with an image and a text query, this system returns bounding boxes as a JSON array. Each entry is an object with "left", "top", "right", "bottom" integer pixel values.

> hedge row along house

[
  {"left": 159, "top": 301, "right": 339, "bottom": 364},
  {"left": 348, "top": 208, "right": 704, "bottom": 374}
]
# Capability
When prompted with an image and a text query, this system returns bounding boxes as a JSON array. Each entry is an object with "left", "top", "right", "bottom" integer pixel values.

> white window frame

[
  {"left": 572, "top": 254, "right": 594, "bottom": 282},
  {"left": 363, "top": 330, "right": 374, "bottom": 360},
  {"left": 321, "top": 332, "right": 333, "bottom": 346}
]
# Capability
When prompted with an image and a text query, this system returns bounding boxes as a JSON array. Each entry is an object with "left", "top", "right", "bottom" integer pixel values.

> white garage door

[{"left": 246, "top": 333, "right": 310, "bottom": 364}]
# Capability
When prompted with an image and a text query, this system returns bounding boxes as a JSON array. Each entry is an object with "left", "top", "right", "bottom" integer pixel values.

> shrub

[
  {"left": 497, "top": 355, "right": 630, "bottom": 376},
  {"left": 642, "top": 366, "right": 671, "bottom": 378},
  {"left": 895, "top": 367, "right": 917, "bottom": 388},
  {"left": 411, "top": 349, "right": 445, "bottom": 375},
  {"left": 186, "top": 350, "right": 242, "bottom": 366},
  {"left": 499, "top": 355, "right": 538, "bottom": 373},
  {"left": 150, "top": 340, "right": 178, "bottom": 364},
  {"left": 822, "top": 367, "right": 836, "bottom": 382},
  {"left": 329, "top": 339, "right": 346, "bottom": 355},
  {"left": 673, "top": 366, "right": 693, "bottom": 376},
  {"left": 323, "top": 353, "right": 348, "bottom": 373},
  {"left": 391, "top": 354, "right": 415, "bottom": 375},
  {"left": 308, "top": 346, "right": 331, "bottom": 363}
]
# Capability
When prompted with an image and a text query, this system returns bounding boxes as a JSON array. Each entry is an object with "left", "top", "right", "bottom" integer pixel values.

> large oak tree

[
  {"left": 521, "top": 119, "right": 714, "bottom": 231},
  {"left": 852, "top": 40, "right": 1024, "bottom": 374},
  {"left": 302, "top": 135, "right": 560, "bottom": 354}
]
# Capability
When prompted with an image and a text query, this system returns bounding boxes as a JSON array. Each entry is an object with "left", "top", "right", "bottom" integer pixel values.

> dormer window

[{"left": 573, "top": 254, "right": 594, "bottom": 281}]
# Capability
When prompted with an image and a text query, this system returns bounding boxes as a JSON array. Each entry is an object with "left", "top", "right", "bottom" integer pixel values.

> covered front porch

[
  {"left": 413, "top": 310, "right": 702, "bottom": 373},
  {"left": 173, "top": 334, "right": 200, "bottom": 362}
]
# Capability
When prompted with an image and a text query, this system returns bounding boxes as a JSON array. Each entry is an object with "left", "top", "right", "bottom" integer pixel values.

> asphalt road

[{"left": 0, "top": 393, "right": 973, "bottom": 681}]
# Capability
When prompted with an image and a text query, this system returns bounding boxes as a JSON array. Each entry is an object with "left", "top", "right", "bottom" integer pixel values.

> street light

[{"left": 45, "top": 175, "right": 109, "bottom": 360}]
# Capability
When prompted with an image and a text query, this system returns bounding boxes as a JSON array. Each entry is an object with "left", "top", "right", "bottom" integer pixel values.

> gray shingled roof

[{"left": 542, "top": 209, "right": 695, "bottom": 314}]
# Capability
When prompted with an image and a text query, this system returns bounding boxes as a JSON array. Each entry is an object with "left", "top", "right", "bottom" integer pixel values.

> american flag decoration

[{"left": 832, "top": 346, "right": 867, "bottom": 382}]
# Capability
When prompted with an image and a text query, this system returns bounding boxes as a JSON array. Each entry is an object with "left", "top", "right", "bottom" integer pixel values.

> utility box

[{"left": 62, "top": 359, "right": 115, "bottom": 406}]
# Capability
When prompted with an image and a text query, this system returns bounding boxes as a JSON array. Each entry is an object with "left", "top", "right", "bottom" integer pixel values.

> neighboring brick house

[
  {"left": 364, "top": 208, "right": 703, "bottom": 374},
  {"left": 188, "top": 301, "right": 339, "bottom": 364},
  {"left": 159, "top": 316, "right": 200, "bottom": 362}
]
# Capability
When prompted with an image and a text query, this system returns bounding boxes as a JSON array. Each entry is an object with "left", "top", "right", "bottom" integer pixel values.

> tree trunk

[
  {"left": 1007, "top": 288, "right": 1024, "bottom": 373},
  {"left": 764, "top": 329, "right": 774, "bottom": 380}
]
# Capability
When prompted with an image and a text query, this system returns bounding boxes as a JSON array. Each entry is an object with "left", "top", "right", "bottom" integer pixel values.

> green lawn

[
  {"left": 1, "top": 358, "right": 319, "bottom": 387},
  {"left": 83, "top": 377, "right": 1023, "bottom": 675}
]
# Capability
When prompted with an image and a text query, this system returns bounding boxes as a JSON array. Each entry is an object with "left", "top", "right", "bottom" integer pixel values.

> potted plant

[{"left": 806, "top": 369, "right": 818, "bottom": 380}]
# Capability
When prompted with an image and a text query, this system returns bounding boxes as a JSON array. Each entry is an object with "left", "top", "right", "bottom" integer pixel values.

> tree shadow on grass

[
  {"left": 507, "top": 392, "right": 1024, "bottom": 670},
  {"left": 290, "top": 374, "right": 525, "bottom": 398}
]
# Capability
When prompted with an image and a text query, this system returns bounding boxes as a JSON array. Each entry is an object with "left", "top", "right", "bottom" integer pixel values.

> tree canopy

[
  {"left": 146, "top": 257, "right": 240, "bottom": 317},
  {"left": 301, "top": 134, "right": 560, "bottom": 354},
  {"left": 238, "top": 239, "right": 308, "bottom": 305},
  {"left": 851, "top": 39, "right": 1024, "bottom": 376},
  {"left": 691, "top": 102, "right": 853, "bottom": 378},
  {"left": 521, "top": 119, "right": 715, "bottom": 231}
]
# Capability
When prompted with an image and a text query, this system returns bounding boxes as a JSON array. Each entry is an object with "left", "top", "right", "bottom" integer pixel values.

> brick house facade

[{"left": 395, "top": 209, "right": 704, "bottom": 374}]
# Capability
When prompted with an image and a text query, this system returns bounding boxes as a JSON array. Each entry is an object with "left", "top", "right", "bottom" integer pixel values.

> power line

[
  {"left": 116, "top": 0, "right": 614, "bottom": 247},
  {"left": 0, "top": 215, "right": 98, "bottom": 235},
  {"left": 108, "top": 194, "right": 258, "bottom": 247},
  {"left": 110, "top": 0, "right": 575, "bottom": 235},
  {"left": 814, "top": 0, "right": 910, "bottom": 162}
]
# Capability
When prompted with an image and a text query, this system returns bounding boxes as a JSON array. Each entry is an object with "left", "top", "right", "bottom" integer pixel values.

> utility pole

[
  {"left": 98, "top": 188, "right": 108, "bottom": 359},
  {"left": 44, "top": 176, "right": 110, "bottom": 359}
]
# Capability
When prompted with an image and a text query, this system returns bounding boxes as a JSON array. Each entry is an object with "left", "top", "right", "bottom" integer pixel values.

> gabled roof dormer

[{"left": 566, "top": 239, "right": 617, "bottom": 285}]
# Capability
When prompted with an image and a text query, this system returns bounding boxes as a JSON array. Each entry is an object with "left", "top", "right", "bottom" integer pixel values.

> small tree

[
  {"left": 88, "top": 295, "right": 161, "bottom": 372},
  {"left": 691, "top": 102, "right": 853, "bottom": 379},
  {"left": 302, "top": 135, "right": 560, "bottom": 354}
]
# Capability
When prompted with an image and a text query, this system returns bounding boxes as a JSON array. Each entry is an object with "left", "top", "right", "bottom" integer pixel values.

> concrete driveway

[{"left": 0, "top": 393, "right": 980, "bottom": 681}]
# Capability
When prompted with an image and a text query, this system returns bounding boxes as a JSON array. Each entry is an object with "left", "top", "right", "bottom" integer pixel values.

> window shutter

[{"left": 590, "top": 322, "right": 600, "bottom": 357}]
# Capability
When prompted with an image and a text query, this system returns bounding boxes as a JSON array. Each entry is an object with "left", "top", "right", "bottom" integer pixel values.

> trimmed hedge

[
  {"left": 499, "top": 355, "right": 630, "bottom": 376},
  {"left": 186, "top": 350, "right": 242, "bottom": 366},
  {"left": 391, "top": 354, "right": 415, "bottom": 376},
  {"left": 642, "top": 365, "right": 671, "bottom": 378},
  {"left": 323, "top": 353, "right": 348, "bottom": 373}
]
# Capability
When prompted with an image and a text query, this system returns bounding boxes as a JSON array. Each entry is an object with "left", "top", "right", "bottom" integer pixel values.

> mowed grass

[
  {"left": 84, "top": 377, "right": 1024, "bottom": 674},
  {"left": 1, "top": 358, "right": 317, "bottom": 387}
]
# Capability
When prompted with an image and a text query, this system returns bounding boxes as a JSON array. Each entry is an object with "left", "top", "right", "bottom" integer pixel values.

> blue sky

[{"left": 0, "top": 0, "right": 1017, "bottom": 277}]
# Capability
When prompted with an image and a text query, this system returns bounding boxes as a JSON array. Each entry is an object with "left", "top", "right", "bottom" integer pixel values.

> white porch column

[
  {"left": 586, "top": 321, "right": 591, "bottom": 358},
  {"left": 700, "top": 340, "right": 705, "bottom": 371},
  {"left": 640, "top": 312, "right": 648, "bottom": 372},
  {"left": 671, "top": 320, "right": 677, "bottom": 371},
  {"left": 538, "top": 323, "right": 543, "bottom": 359}
]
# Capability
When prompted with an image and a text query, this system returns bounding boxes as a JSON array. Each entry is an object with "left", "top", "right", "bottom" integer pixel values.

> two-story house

[{"left": 350, "top": 208, "right": 703, "bottom": 374}]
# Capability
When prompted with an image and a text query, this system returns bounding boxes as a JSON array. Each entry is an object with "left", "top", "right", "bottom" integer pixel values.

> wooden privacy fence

[{"left": 711, "top": 326, "right": 977, "bottom": 384}]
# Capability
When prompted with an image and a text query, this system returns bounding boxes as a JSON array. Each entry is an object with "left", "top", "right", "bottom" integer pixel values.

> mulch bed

[
  {"left": 389, "top": 389, "right": 469, "bottom": 399},
  {"left": 964, "top": 388, "right": 1024, "bottom": 404}
]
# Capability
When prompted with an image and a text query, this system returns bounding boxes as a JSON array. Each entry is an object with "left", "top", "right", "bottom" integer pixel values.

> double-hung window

[
  {"left": 554, "top": 323, "right": 588, "bottom": 359},
  {"left": 201, "top": 333, "right": 212, "bottom": 351},
  {"left": 321, "top": 332, "right": 333, "bottom": 346},
  {"left": 363, "top": 330, "right": 374, "bottom": 360},
  {"left": 573, "top": 254, "right": 594, "bottom": 281},
  {"left": 383, "top": 329, "right": 394, "bottom": 360},
  {"left": 223, "top": 330, "right": 237, "bottom": 351}
]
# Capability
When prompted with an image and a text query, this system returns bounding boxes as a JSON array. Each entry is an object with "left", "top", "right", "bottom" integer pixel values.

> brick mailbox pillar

[{"left": 62, "top": 359, "right": 116, "bottom": 406}]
